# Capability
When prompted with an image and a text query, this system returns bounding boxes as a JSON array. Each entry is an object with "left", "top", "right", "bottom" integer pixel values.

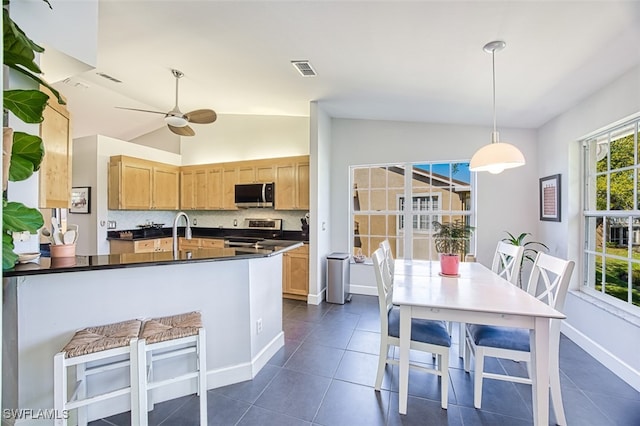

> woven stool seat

[
  {"left": 140, "top": 311, "right": 202, "bottom": 344},
  {"left": 62, "top": 319, "right": 142, "bottom": 358}
]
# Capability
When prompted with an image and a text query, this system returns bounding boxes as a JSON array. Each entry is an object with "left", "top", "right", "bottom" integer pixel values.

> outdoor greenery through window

[
  {"left": 583, "top": 116, "right": 640, "bottom": 308},
  {"left": 351, "top": 162, "right": 474, "bottom": 261}
]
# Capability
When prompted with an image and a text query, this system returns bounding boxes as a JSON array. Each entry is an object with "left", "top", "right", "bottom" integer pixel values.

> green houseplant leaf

[
  {"left": 3, "top": 89, "right": 49, "bottom": 123},
  {"left": 432, "top": 220, "right": 474, "bottom": 256},
  {"left": 2, "top": 200, "right": 44, "bottom": 269},
  {"left": 3, "top": 232, "right": 18, "bottom": 270},
  {"left": 8, "top": 131, "right": 45, "bottom": 181},
  {"left": 2, "top": 200, "right": 43, "bottom": 233}
]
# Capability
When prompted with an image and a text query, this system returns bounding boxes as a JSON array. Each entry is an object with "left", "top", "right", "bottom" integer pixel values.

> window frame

[
  {"left": 581, "top": 115, "right": 640, "bottom": 312},
  {"left": 351, "top": 161, "right": 475, "bottom": 261}
]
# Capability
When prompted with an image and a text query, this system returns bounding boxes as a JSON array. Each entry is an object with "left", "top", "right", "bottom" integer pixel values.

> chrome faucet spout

[{"left": 172, "top": 211, "right": 192, "bottom": 256}]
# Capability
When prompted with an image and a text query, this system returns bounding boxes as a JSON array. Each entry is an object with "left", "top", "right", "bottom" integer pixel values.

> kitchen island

[{"left": 3, "top": 242, "right": 301, "bottom": 424}]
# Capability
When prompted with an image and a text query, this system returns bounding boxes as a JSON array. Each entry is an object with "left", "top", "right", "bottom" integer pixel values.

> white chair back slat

[
  {"left": 525, "top": 252, "right": 575, "bottom": 312},
  {"left": 379, "top": 239, "right": 395, "bottom": 276},
  {"left": 372, "top": 249, "right": 393, "bottom": 334},
  {"left": 491, "top": 241, "right": 525, "bottom": 285}
]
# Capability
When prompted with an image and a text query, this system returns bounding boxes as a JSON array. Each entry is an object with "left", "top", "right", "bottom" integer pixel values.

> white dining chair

[
  {"left": 491, "top": 241, "right": 525, "bottom": 286},
  {"left": 372, "top": 248, "right": 451, "bottom": 409},
  {"left": 379, "top": 239, "right": 395, "bottom": 276},
  {"left": 464, "top": 252, "right": 574, "bottom": 424},
  {"left": 456, "top": 242, "right": 525, "bottom": 352}
]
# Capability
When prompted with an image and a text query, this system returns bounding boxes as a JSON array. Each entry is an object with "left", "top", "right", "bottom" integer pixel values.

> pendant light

[{"left": 470, "top": 40, "right": 525, "bottom": 174}]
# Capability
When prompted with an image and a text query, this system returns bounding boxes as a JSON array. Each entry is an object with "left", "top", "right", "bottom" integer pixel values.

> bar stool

[
  {"left": 135, "top": 311, "right": 207, "bottom": 426},
  {"left": 53, "top": 319, "right": 143, "bottom": 426}
]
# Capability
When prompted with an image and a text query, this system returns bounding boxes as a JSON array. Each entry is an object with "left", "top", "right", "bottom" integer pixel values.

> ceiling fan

[{"left": 117, "top": 69, "right": 217, "bottom": 136}]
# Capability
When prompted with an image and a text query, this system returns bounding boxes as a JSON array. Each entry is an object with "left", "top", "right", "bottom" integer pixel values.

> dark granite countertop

[
  {"left": 107, "top": 226, "right": 307, "bottom": 242},
  {"left": 4, "top": 241, "right": 303, "bottom": 277}
]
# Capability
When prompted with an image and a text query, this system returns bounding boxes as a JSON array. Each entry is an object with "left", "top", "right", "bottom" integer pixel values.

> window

[
  {"left": 582, "top": 116, "right": 640, "bottom": 309},
  {"left": 351, "top": 161, "right": 474, "bottom": 261}
]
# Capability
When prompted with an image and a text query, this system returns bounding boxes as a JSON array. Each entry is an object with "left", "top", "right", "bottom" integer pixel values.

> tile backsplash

[{"left": 108, "top": 209, "right": 309, "bottom": 231}]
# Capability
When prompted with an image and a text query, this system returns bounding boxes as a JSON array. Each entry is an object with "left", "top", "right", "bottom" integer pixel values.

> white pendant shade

[
  {"left": 469, "top": 141, "right": 525, "bottom": 174},
  {"left": 470, "top": 40, "right": 526, "bottom": 174}
]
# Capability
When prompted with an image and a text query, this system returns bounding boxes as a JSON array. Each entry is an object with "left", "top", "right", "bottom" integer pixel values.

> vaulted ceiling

[{"left": 44, "top": 1, "right": 640, "bottom": 141}]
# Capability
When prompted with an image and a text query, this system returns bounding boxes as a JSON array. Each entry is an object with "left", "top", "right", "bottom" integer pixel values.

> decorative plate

[{"left": 18, "top": 252, "right": 41, "bottom": 263}]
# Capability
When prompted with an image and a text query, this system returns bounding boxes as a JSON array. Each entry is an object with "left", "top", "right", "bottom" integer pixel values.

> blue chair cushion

[
  {"left": 467, "top": 324, "right": 530, "bottom": 352},
  {"left": 388, "top": 306, "right": 451, "bottom": 347}
]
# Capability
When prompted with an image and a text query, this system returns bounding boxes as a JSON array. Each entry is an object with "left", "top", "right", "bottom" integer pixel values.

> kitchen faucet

[{"left": 172, "top": 211, "right": 192, "bottom": 256}]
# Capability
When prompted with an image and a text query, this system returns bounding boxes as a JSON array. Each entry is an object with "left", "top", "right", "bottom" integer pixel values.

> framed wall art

[
  {"left": 539, "top": 174, "right": 560, "bottom": 222},
  {"left": 70, "top": 187, "right": 91, "bottom": 214}
]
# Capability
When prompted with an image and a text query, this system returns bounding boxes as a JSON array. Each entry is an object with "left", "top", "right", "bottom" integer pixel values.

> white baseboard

[
  {"left": 562, "top": 322, "right": 640, "bottom": 391},
  {"left": 307, "top": 288, "right": 325, "bottom": 305},
  {"left": 348, "top": 284, "right": 377, "bottom": 296},
  {"left": 251, "top": 332, "right": 284, "bottom": 376}
]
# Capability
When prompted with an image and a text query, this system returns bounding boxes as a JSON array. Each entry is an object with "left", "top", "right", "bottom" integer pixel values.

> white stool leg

[
  {"left": 198, "top": 328, "right": 207, "bottom": 425},
  {"left": 131, "top": 338, "right": 147, "bottom": 426},
  {"left": 146, "top": 349, "right": 154, "bottom": 411},
  {"left": 76, "top": 362, "right": 87, "bottom": 426},
  {"left": 54, "top": 352, "right": 67, "bottom": 426}
]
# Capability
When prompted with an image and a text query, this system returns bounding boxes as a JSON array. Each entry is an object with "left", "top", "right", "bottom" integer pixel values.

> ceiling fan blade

[
  {"left": 168, "top": 124, "right": 195, "bottom": 136},
  {"left": 115, "top": 106, "right": 167, "bottom": 115},
  {"left": 186, "top": 109, "right": 217, "bottom": 124}
]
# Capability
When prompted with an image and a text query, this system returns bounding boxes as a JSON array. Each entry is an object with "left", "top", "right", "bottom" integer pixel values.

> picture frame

[
  {"left": 70, "top": 187, "right": 91, "bottom": 214},
  {"left": 539, "top": 174, "right": 561, "bottom": 222}
]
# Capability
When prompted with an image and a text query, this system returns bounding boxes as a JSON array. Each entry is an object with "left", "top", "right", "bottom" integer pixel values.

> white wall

[
  {"left": 309, "top": 102, "right": 332, "bottom": 304},
  {"left": 130, "top": 126, "right": 181, "bottom": 155},
  {"left": 11, "top": 0, "right": 98, "bottom": 82},
  {"left": 329, "top": 118, "right": 539, "bottom": 269},
  {"left": 180, "top": 114, "right": 309, "bottom": 164},
  {"left": 537, "top": 64, "right": 640, "bottom": 390}
]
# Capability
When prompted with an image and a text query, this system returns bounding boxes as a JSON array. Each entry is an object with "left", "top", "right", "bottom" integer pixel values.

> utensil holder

[{"left": 50, "top": 243, "right": 76, "bottom": 258}]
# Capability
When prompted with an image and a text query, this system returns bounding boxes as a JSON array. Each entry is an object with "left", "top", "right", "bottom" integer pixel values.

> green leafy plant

[
  {"left": 502, "top": 231, "right": 548, "bottom": 287},
  {"left": 432, "top": 220, "right": 474, "bottom": 256},
  {"left": 2, "top": 0, "right": 64, "bottom": 269}
]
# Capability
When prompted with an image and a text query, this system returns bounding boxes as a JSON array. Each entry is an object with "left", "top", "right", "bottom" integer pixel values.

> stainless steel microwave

[{"left": 234, "top": 183, "right": 274, "bottom": 208}]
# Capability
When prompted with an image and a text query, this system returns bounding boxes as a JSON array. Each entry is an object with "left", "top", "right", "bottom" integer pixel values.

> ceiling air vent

[
  {"left": 291, "top": 60, "right": 317, "bottom": 77},
  {"left": 96, "top": 72, "right": 122, "bottom": 83}
]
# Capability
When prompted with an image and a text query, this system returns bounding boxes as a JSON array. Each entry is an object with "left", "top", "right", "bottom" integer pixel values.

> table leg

[
  {"left": 399, "top": 305, "right": 411, "bottom": 414},
  {"left": 531, "top": 317, "right": 550, "bottom": 426}
]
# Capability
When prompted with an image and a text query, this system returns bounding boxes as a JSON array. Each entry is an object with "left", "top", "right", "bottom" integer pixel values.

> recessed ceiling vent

[
  {"left": 291, "top": 60, "right": 317, "bottom": 77},
  {"left": 96, "top": 72, "right": 122, "bottom": 83}
]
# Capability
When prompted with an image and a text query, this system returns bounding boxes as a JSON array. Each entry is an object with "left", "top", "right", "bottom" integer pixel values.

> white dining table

[{"left": 392, "top": 260, "right": 565, "bottom": 425}]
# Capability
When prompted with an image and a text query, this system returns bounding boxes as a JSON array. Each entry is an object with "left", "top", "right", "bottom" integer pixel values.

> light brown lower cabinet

[
  {"left": 109, "top": 237, "right": 172, "bottom": 254},
  {"left": 178, "top": 237, "right": 225, "bottom": 250},
  {"left": 283, "top": 244, "right": 309, "bottom": 300}
]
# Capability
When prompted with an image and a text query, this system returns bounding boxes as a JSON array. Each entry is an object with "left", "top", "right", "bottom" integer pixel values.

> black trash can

[{"left": 326, "top": 252, "right": 351, "bottom": 304}]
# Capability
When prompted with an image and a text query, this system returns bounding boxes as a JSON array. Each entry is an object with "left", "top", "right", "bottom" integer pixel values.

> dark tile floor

[{"left": 92, "top": 295, "right": 640, "bottom": 425}]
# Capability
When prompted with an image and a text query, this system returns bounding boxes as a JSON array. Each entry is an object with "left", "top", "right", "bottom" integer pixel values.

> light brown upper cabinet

[
  {"left": 221, "top": 166, "right": 239, "bottom": 210},
  {"left": 39, "top": 86, "right": 72, "bottom": 209},
  {"left": 180, "top": 167, "right": 208, "bottom": 210},
  {"left": 109, "top": 156, "right": 179, "bottom": 210},
  {"left": 275, "top": 156, "right": 309, "bottom": 210},
  {"left": 205, "top": 166, "right": 223, "bottom": 209}
]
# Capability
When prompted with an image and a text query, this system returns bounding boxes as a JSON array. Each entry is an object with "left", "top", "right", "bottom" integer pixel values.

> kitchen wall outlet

[
  {"left": 233, "top": 219, "right": 238, "bottom": 227},
  {"left": 256, "top": 318, "right": 263, "bottom": 334},
  {"left": 107, "top": 220, "right": 117, "bottom": 229},
  {"left": 193, "top": 218, "right": 198, "bottom": 226}
]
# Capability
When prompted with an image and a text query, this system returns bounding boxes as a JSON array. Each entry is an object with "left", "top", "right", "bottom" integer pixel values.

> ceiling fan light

[
  {"left": 469, "top": 142, "right": 526, "bottom": 174},
  {"left": 164, "top": 115, "right": 188, "bottom": 127}
]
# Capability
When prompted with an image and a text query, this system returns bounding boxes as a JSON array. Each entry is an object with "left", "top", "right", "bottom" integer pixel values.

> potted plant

[
  {"left": 432, "top": 220, "right": 474, "bottom": 276},
  {"left": 2, "top": 0, "right": 65, "bottom": 269},
  {"left": 503, "top": 231, "right": 548, "bottom": 288}
]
